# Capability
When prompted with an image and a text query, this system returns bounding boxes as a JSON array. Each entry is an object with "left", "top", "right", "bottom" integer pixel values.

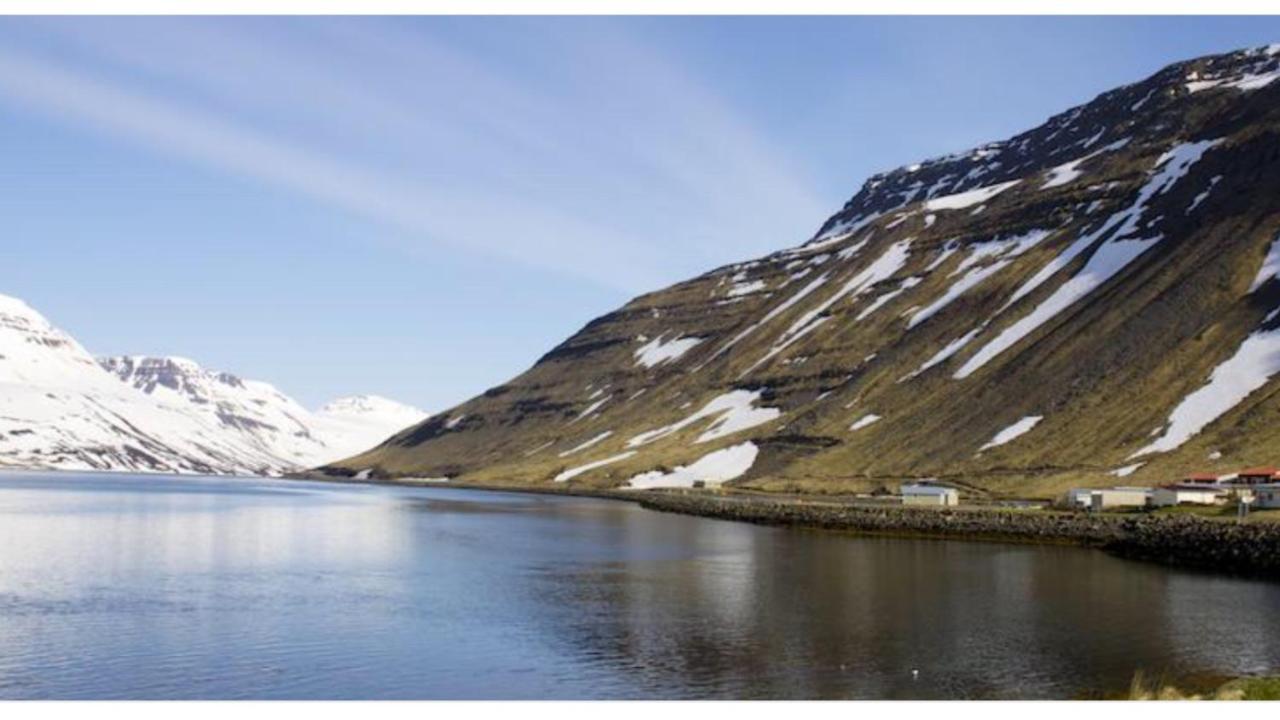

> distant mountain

[
  {"left": 313, "top": 394, "right": 432, "bottom": 459},
  {"left": 321, "top": 44, "right": 1280, "bottom": 496},
  {"left": 0, "top": 294, "right": 426, "bottom": 475}
]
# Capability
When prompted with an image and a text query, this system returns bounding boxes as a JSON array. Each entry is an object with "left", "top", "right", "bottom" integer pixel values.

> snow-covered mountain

[
  {"left": 0, "top": 293, "right": 427, "bottom": 475},
  {"left": 314, "top": 395, "right": 432, "bottom": 459}
]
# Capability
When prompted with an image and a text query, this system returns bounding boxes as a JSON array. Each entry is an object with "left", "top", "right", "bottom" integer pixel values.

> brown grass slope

[{"left": 324, "top": 45, "right": 1280, "bottom": 497}]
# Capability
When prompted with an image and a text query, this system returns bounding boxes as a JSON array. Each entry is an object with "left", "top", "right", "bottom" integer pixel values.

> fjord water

[{"left": 1, "top": 473, "right": 1278, "bottom": 700}]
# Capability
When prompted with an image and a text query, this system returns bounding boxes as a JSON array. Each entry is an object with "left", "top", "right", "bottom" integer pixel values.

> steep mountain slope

[
  {"left": 323, "top": 45, "right": 1280, "bottom": 497},
  {"left": 1, "top": 295, "right": 427, "bottom": 475}
]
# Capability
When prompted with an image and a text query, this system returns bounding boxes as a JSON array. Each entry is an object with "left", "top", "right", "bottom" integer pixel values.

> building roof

[
  {"left": 1181, "top": 473, "right": 1220, "bottom": 482},
  {"left": 1159, "top": 484, "right": 1228, "bottom": 493},
  {"left": 901, "top": 484, "right": 956, "bottom": 495},
  {"left": 1238, "top": 466, "right": 1280, "bottom": 476}
]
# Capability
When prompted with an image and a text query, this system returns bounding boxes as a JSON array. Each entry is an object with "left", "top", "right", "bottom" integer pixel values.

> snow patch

[
  {"left": 1112, "top": 462, "right": 1144, "bottom": 477},
  {"left": 849, "top": 413, "right": 881, "bottom": 431},
  {"left": 627, "top": 389, "right": 781, "bottom": 447},
  {"left": 1133, "top": 314, "right": 1280, "bottom": 457},
  {"left": 979, "top": 415, "right": 1043, "bottom": 451},
  {"left": 554, "top": 451, "right": 637, "bottom": 483},
  {"left": 726, "top": 279, "right": 766, "bottom": 298},
  {"left": 558, "top": 430, "right": 613, "bottom": 457},
  {"left": 1040, "top": 138, "right": 1130, "bottom": 190},
  {"left": 924, "top": 179, "right": 1020, "bottom": 212},
  {"left": 571, "top": 395, "right": 611, "bottom": 423},
  {"left": 1249, "top": 233, "right": 1280, "bottom": 293},
  {"left": 626, "top": 442, "right": 759, "bottom": 490},
  {"left": 904, "top": 326, "right": 985, "bottom": 380},
  {"left": 634, "top": 334, "right": 704, "bottom": 369}
]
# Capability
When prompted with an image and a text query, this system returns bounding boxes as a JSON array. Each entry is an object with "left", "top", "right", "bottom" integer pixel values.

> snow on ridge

[
  {"left": 554, "top": 451, "right": 637, "bottom": 483},
  {"left": 634, "top": 334, "right": 705, "bottom": 369},
  {"left": 979, "top": 415, "right": 1043, "bottom": 451},
  {"left": 1184, "top": 50, "right": 1280, "bottom": 94},
  {"left": 558, "top": 430, "right": 613, "bottom": 457},
  {"left": 1132, "top": 312, "right": 1280, "bottom": 457},
  {"left": 627, "top": 389, "right": 781, "bottom": 447},
  {"left": 924, "top": 179, "right": 1020, "bottom": 212},
  {"left": 800, "top": 211, "right": 885, "bottom": 253},
  {"left": 626, "top": 442, "right": 758, "bottom": 490},
  {"left": 1249, "top": 233, "right": 1280, "bottom": 293}
]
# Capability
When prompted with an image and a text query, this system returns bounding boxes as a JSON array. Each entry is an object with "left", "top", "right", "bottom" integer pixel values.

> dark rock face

[{"left": 326, "top": 45, "right": 1280, "bottom": 495}]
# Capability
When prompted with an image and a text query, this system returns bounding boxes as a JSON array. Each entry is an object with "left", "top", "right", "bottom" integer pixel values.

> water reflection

[{"left": 0, "top": 471, "right": 1277, "bottom": 699}]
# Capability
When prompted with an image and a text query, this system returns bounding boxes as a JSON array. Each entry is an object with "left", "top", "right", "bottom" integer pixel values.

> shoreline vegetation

[
  {"left": 1121, "top": 672, "right": 1280, "bottom": 701},
  {"left": 301, "top": 473, "right": 1280, "bottom": 579}
]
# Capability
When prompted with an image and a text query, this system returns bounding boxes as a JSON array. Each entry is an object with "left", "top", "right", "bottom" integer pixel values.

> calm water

[{"left": 1, "top": 471, "right": 1278, "bottom": 699}]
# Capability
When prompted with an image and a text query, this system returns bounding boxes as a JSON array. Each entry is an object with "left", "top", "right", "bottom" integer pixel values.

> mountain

[
  {"left": 1, "top": 294, "right": 426, "bottom": 475},
  {"left": 313, "top": 394, "right": 433, "bottom": 459},
  {"left": 320, "top": 44, "right": 1280, "bottom": 497}
]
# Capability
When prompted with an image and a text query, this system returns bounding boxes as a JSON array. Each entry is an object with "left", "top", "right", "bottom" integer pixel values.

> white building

[
  {"left": 1254, "top": 484, "right": 1280, "bottom": 509},
  {"left": 901, "top": 483, "right": 959, "bottom": 507},
  {"left": 1089, "top": 487, "right": 1152, "bottom": 511},
  {"left": 1065, "top": 487, "right": 1154, "bottom": 510},
  {"left": 1151, "top": 485, "right": 1228, "bottom": 508}
]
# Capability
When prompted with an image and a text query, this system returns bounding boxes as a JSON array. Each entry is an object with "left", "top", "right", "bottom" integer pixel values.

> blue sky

[{"left": 3, "top": 16, "right": 1280, "bottom": 411}]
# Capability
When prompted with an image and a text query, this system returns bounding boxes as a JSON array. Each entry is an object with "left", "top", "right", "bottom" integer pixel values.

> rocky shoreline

[
  {"left": 626, "top": 491, "right": 1280, "bottom": 578},
  {"left": 304, "top": 474, "right": 1280, "bottom": 578}
]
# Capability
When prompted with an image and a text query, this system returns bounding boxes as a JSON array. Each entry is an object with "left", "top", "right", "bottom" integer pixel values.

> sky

[{"left": 3, "top": 15, "right": 1280, "bottom": 411}]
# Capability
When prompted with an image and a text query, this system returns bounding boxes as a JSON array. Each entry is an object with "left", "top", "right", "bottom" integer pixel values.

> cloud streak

[{"left": 0, "top": 18, "right": 825, "bottom": 293}]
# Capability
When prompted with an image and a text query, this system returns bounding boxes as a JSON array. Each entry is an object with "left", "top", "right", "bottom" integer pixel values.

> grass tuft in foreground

[{"left": 1125, "top": 670, "right": 1280, "bottom": 700}]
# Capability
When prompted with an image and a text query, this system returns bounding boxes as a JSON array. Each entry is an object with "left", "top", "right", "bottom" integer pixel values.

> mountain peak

[{"left": 810, "top": 43, "right": 1279, "bottom": 246}]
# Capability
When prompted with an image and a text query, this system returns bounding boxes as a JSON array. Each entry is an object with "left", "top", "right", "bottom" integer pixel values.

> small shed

[
  {"left": 901, "top": 483, "right": 959, "bottom": 507},
  {"left": 1151, "top": 484, "right": 1228, "bottom": 508},
  {"left": 1179, "top": 472, "right": 1221, "bottom": 485},
  {"left": 1090, "top": 487, "right": 1152, "bottom": 511}
]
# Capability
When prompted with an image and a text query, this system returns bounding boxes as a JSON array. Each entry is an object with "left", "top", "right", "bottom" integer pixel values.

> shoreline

[
  {"left": 9, "top": 467, "right": 1277, "bottom": 579},
  {"left": 301, "top": 475, "right": 1280, "bottom": 579}
]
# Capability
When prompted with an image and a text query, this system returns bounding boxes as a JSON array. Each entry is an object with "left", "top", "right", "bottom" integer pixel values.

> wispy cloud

[{"left": 0, "top": 18, "right": 825, "bottom": 293}]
